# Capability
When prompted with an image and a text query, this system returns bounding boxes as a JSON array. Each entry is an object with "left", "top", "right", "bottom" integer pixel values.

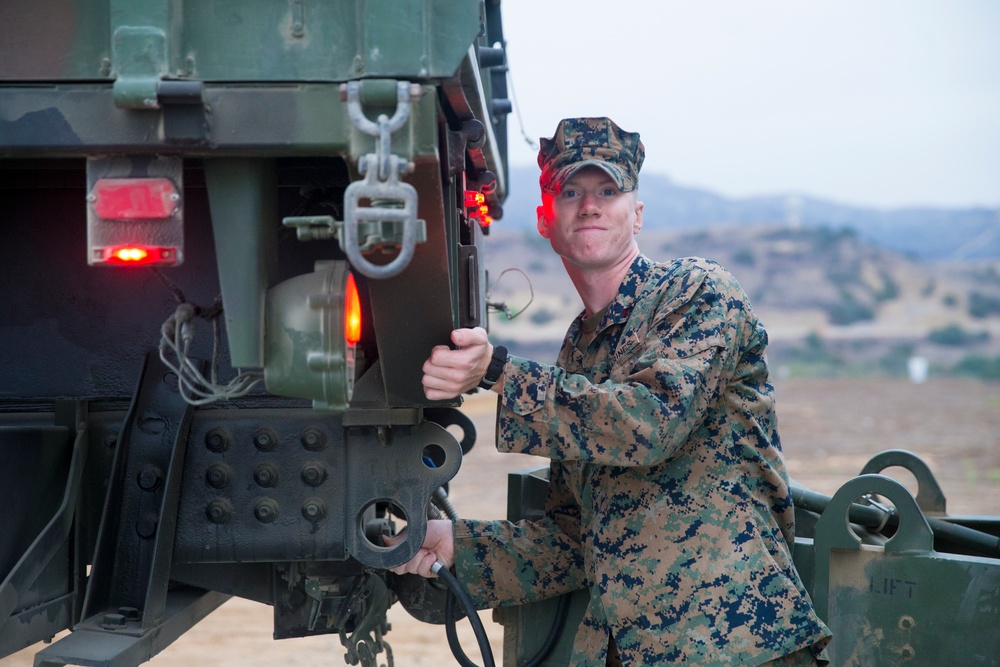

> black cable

[
  {"left": 445, "top": 582, "right": 479, "bottom": 667},
  {"left": 440, "top": 562, "right": 572, "bottom": 667},
  {"left": 434, "top": 562, "right": 496, "bottom": 667},
  {"left": 520, "top": 593, "right": 571, "bottom": 667}
]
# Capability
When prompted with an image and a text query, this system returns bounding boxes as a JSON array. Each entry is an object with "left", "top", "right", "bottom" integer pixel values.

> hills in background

[
  {"left": 498, "top": 167, "right": 1000, "bottom": 261},
  {"left": 483, "top": 167, "right": 1000, "bottom": 378}
]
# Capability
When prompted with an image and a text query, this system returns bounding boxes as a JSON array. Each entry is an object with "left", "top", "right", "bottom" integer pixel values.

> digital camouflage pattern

[
  {"left": 537, "top": 117, "right": 645, "bottom": 194},
  {"left": 453, "top": 255, "right": 832, "bottom": 666}
]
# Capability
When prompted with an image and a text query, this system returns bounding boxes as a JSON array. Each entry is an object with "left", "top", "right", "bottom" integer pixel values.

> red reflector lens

[
  {"left": 92, "top": 178, "right": 179, "bottom": 220},
  {"left": 97, "top": 245, "right": 179, "bottom": 265},
  {"left": 344, "top": 273, "right": 362, "bottom": 344}
]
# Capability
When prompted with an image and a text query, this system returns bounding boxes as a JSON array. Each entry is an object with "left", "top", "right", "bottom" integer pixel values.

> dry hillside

[{"left": 483, "top": 224, "right": 1000, "bottom": 373}]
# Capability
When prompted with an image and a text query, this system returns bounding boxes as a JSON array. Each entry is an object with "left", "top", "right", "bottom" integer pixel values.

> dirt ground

[{"left": 6, "top": 377, "right": 998, "bottom": 667}]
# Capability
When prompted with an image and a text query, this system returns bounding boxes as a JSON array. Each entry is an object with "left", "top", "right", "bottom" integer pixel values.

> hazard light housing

[{"left": 264, "top": 261, "right": 361, "bottom": 412}]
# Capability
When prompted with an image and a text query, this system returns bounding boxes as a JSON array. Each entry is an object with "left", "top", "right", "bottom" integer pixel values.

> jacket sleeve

[
  {"left": 452, "top": 461, "right": 586, "bottom": 608},
  {"left": 497, "top": 270, "right": 744, "bottom": 468}
]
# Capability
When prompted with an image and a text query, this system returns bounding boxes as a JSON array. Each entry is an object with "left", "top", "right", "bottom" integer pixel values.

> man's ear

[
  {"left": 536, "top": 206, "right": 549, "bottom": 238},
  {"left": 633, "top": 199, "right": 644, "bottom": 234},
  {"left": 535, "top": 191, "right": 556, "bottom": 239}
]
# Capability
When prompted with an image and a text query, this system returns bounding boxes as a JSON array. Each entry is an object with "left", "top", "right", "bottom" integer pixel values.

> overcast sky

[{"left": 499, "top": 0, "right": 1000, "bottom": 210}]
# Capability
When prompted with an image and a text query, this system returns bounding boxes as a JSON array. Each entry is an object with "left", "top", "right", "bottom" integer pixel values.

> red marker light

[
  {"left": 344, "top": 272, "right": 362, "bottom": 344},
  {"left": 464, "top": 191, "right": 486, "bottom": 208},
  {"left": 464, "top": 190, "right": 493, "bottom": 228},
  {"left": 97, "top": 245, "right": 178, "bottom": 265},
  {"left": 91, "top": 178, "right": 179, "bottom": 220},
  {"left": 113, "top": 247, "right": 148, "bottom": 262}
]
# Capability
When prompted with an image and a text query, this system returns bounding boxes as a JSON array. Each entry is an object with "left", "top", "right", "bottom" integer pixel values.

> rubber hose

[
  {"left": 521, "top": 593, "right": 571, "bottom": 667},
  {"left": 434, "top": 561, "right": 496, "bottom": 667}
]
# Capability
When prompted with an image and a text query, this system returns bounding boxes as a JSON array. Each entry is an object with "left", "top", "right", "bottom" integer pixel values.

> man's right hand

[
  {"left": 421, "top": 327, "right": 494, "bottom": 400},
  {"left": 385, "top": 519, "right": 455, "bottom": 578}
]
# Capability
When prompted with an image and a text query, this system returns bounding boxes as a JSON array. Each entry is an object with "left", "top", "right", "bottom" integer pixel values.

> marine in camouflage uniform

[{"left": 399, "top": 117, "right": 832, "bottom": 665}]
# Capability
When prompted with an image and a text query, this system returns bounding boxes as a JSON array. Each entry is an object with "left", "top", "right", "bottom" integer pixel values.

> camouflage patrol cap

[{"left": 538, "top": 117, "right": 644, "bottom": 194}]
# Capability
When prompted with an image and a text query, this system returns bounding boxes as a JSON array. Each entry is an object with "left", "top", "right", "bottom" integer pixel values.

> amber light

[
  {"left": 92, "top": 178, "right": 179, "bottom": 220},
  {"left": 344, "top": 272, "right": 362, "bottom": 344}
]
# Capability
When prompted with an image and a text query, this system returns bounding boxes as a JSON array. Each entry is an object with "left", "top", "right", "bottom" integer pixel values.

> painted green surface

[{"left": 0, "top": 0, "right": 481, "bottom": 82}]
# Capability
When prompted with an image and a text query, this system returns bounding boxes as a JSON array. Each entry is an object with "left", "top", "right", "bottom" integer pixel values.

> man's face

[{"left": 536, "top": 167, "right": 644, "bottom": 273}]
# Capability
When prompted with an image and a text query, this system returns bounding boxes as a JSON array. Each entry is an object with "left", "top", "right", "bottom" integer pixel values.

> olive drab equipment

[{"left": 1, "top": 1, "right": 507, "bottom": 665}]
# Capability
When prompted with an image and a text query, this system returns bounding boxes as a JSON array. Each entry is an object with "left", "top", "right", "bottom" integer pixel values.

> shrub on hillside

[
  {"left": 827, "top": 292, "right": 876, "bottom": 325},
  {"left": 952, "top": 355, "right": 1000, "bottom": 381},
  {"left": 969, "top": 292, "right": 1000, "bottom": 318},
  {"left": 875, "top": 271, "right": 901, "bottom": 301},
  {"left": 928, "top": 324, "right": 990, "bottom": 346}
]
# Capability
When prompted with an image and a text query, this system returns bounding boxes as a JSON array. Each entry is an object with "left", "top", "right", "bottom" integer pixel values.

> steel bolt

[
  {"left": 254, "top": 499, "right": 279, "bottom": 523},
  {"left": 302, "top": 498, "right": 326, "bottom": 522},
  {"left": 136, "top": 513, "right": 158, "bottom": 539},
  {"left": 254, "top": 428, "right": 277, "bottom": 452},
  {"left": 137, "top": 466, "right": 162, "bottom": 492},
  {"left": 206, "top": 463, "right": 231, "bottom": 489},
  {"left": 898, "top": 615, "right": 915, "bottom": 631},
  {"left": 301, "top": 428, "right": 326, "bottom": 451},
  {"left": 206, "top": 499, "right": 233, "bottom": 524},
  {"left": 118, "top": 607, "right": 140, "bottom": 621},
  {"left": 205, "top": 428, "right": 230, "bottom": 453},
  {"left": 301, "top": 462, "right": 327, "bottom": 487},
  {"left": 254, "top": 463, "right": 279, "bottom": 488},
  {"left": 101, "top": 613, "right": 126, "bottom": 630},
  {"left": 899, "top": 644, "right": 915, "bottom": 660}
]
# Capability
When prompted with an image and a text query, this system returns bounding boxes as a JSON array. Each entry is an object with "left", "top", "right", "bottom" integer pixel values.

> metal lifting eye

[{"left": 342, "top": 80, "right": 424, "bottom": 279}]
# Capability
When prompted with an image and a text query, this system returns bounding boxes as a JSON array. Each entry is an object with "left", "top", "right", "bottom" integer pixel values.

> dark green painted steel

[
  {"left": 204, "top": 158, "right": 279, "bottom": 368},
  {"left": 814, "top": 474, "right": 1000, "bottom": 665},
  {"left": 0, "top": 0, "right": 481, "bottom": 83},
  {"left": 1, "top": 0, "right": 509, "bottom": 663}
]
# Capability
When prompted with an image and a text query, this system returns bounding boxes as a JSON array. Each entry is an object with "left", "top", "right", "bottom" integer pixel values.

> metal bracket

[
  {"left": 0, "top": 417, "right": 82, "bottom": 644},
  {"left": 282, "top": 215, "right": 427, "bottom": 253},
  {"left": 82, "top": 350, "right": 201, "bottom": 628},
  {"left": 860, "top": 449, "right": 948, "bottom": 515},
  {"left": 112, "top": 26, "right": 168, "bottom": 109},
  {"left": 342, "top": 80, "right": 423, "bottom": 279}
]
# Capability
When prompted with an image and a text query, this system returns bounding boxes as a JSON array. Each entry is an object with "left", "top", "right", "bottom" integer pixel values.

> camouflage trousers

[{"left": 603, "top": 636, "right": 819, "bottom": 666}]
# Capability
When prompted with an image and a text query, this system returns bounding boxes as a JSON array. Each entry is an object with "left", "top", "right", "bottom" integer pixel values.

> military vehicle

[
  {"left": 2, "top": 1, "right": 508, "bottom": 665},
  {"left": 2, "top": 2, "right": 998, "bottom": 667}
]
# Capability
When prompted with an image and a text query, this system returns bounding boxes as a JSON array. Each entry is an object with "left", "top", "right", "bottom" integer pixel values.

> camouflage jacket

[{"left": 453, "top": 255, "right": 832, "bottom": 666}]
